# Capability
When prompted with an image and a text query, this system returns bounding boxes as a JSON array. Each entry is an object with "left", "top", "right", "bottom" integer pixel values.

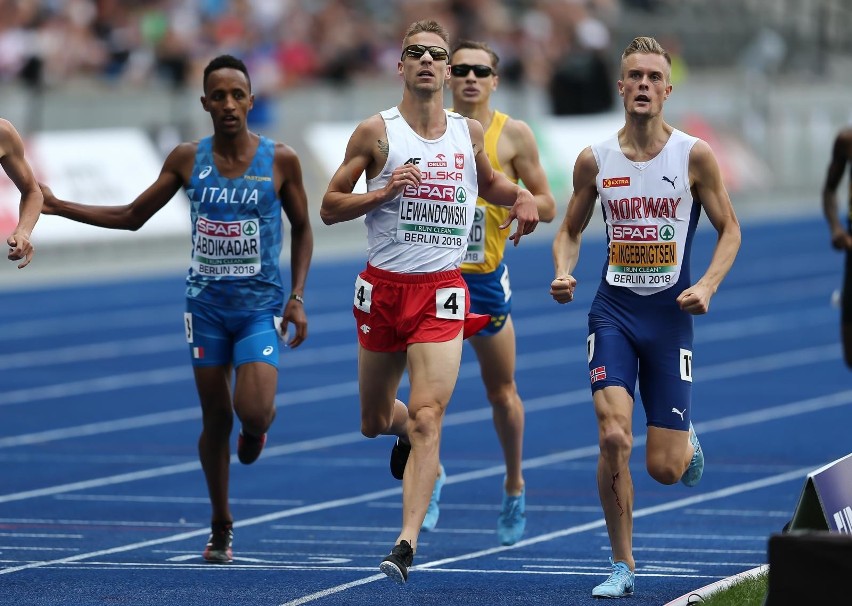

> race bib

[
  {"left": 606, "top": 223, "right": 679, "bottom": 290},
  {"left": 463, "top": 206, "right": 486, "bottom": 264},
  {"left": 192, "top": 217, "right": 261, "bottom": 278},
  {"left": 396, "top": 183, "right": 471, "bottom": 249},
  {"left": 354, "top": 275, "right": 373, "bottom": 313},
  {"left": 436, "top": 287, "right": 465, "bottom": 320}
]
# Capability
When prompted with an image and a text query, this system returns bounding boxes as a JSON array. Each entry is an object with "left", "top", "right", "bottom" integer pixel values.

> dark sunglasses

[
  {"left": 450, "top": 63, "right": 495, "bottom": 78},
  {"left": 401, "top": 44, "right": 449, "bottom": 62}
]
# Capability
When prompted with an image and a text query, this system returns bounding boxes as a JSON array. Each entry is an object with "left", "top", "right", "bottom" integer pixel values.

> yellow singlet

[{"left": 461, "top": 110, "right": 517, "bottom": 274}]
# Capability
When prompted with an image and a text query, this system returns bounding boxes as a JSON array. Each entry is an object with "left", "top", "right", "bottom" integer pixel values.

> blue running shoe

[
  {"left": 497, "top": 486, "right": 526, "bottom": 545},
  {"left": 592, "top": 558, "right": 635, "bottom": 598},
  {"left": 420, "top": 465, "right": 446, "bottom": 531},
  {"left": 680, "top": 421, "right": 704, "bottom": 487}
]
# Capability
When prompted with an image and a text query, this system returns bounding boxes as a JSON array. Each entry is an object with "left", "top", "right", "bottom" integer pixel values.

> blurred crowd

[{"left": 0, "top": 0, "right": 630, "bottom": 115}]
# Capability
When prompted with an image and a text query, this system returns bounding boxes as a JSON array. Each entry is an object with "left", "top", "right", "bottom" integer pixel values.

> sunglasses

[
  {"left": 450, "top": 64, "right": 495, "bottom": 78},
  {"left": 401, "top": 44, "right": 449, "bottom": 62}
]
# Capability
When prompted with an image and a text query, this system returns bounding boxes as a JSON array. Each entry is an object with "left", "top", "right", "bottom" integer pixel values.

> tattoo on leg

[{"left": 611, "top": 472, "right": 624, "bottom": 516}]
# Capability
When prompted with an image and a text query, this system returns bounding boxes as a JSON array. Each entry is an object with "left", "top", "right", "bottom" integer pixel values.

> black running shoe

[
  {"left": 237, "top": 430, "right": 267, "bottom": 465},
  {"left": 389, "top": 437, "right": 411, "bottom": 480},
  {"left": 203, "top": 521, "right": 233, "bottom": 563},
  {"left": 380, "top": 540, "right": 414, "bottom": 583}
]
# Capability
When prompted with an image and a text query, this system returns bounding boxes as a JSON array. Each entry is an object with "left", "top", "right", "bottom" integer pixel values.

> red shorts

[{"left": 353, "top": 264, "right": 490, "bottom": 352}]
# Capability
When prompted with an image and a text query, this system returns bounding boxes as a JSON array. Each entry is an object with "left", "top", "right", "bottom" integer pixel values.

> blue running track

[{"left": 1, "top": 213, "right": 849, "bottom": 605}]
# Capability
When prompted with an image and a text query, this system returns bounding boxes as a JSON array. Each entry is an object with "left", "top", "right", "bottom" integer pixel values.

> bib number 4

[
  {"left": 354, "top": 276, "right": 373, "bottom": 313},
  {"left": 436, "top": 287, "right": 465, "bottom": 320}
]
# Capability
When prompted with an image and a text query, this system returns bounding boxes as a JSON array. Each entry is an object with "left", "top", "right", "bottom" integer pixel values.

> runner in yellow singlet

[{"left": 417, "top": 39, "right": 556, "bottom": 545}]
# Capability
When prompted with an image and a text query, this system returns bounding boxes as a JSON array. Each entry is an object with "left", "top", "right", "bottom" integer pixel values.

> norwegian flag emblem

[{"left": 590, "top": 366, "right": 606, "bottom": 383}]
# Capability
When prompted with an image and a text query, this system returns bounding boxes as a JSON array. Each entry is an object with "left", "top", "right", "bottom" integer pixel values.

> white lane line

[
  {"left": 0, "top": 517, "right": 202, "bottom": 528},
  {"left": 0, "top": 487, "right": 404, "bottom": 575},
  {"left": 0, "top": 335, "right": 182, "bottom": 370},
  {"left": 0, "top": 334, "right": 838, "bottom": 449},
  {"left": 621, "top": 532, "right": 768, "bottom": 541},
  {"left": 54, "top": 495, "right": 302, "bottom": 506},
  {"left": 632, "top": 547, "right": 766, "bottom": 554},
  {"left": 0, "top": 302, "right": 829, "bottom": 375},
  {"left": 0, "top": 389, "right": 838, "bottom": 579},
  {"left": 0, "top": 533, "right": 83, "bottom": 539},
  {"left": 276, "top": 466, "right": 812, "bottom": 606},
  {"left": 0, "top": 409, "right": 201, "bottom": 448},
  {"left": 0, "top": 546, "right": 80, "bottom": 552},
  {"left": 0, "top": 367, "right": 191, "bottom": 407},
  {"left": 498, "top": 557, "right": 764, "bottom": 567},
  {"left": 684, "top": 508, "right": 790, "bottom": 517},
  {"left": 0, "top": 371, "right": 848, "bottom": 508}
]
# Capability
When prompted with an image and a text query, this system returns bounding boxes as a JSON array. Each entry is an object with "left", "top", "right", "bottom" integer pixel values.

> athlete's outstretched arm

[
  {"left": 1, "top": 120, "right": 43, "bottom": 268},
  {"left": 40, "top": 144, "right": 190, "bottom": 230},
  {"left": 822, "top": 129, "right": 852, "bottom": 251},
  {"left": 676, "top": 140, "right": 741, "bottom": 315},
  {"left": 551, "top": 146, "right": 598, "bottom": 304},
  {"left": 278, "top": 143, "right": 313, "bottom": 348}
]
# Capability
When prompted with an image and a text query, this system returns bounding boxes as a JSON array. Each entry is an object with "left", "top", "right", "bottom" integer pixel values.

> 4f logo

[{"left": 404, "top": 157, "right": 421, "bottom": 165}]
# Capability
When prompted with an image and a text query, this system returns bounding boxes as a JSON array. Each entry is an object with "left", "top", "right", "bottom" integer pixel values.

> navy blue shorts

[
  {"left": 463, "top": 263, "right": 512, "bottom": 336},
  {"left": 587, "top": 283, "right": 693, "bottom": 431}
]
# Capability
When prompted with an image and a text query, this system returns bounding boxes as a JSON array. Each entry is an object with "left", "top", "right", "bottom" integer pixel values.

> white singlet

[
  {"left": 364, "top": 107, "right": 478, "bottom": 273},
  {"left": 592, "top": 128, "right": 698, "bottom": 296}
]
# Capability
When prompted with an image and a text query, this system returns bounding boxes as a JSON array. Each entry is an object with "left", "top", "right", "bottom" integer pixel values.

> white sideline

[
  {"left": 277, "top": 473, "right": 805, "bottom": 606},
  {"left": 663, "top": 564, "right": 769, "bottom": 606}
]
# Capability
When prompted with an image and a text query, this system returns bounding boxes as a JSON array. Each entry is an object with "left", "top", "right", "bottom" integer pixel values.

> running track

[{"left": 0, "top": 212, "right": 848, "bottom": 605}]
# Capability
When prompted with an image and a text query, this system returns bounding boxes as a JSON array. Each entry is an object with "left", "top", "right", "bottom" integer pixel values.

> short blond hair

[
  {"left": 403, "top": 20, "right": 450, "bottom": 48},
  {"left": 621, "top": 36, "right": 671, "bottom": 67}
]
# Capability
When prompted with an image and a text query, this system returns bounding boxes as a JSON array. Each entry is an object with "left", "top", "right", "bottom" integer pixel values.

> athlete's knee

[
  {"left": 647, "top": 458, "right": 682, "bottom": 485},
  {"left": 407, "top": 403, "right": 443, "bottom": 444},
  {"left": 239, "top": 406, "right": 276, "bottom": 435},
  {"left": 598, "top": 424, "right": 632, "bottom": 460},
  {"left": 486, "top": 381, "right": 521, "bottom": 411},
  {"left": 201, "top": 411, "right": 234, "bottom": 440},
  {"left": 360, "top": 413, "right": 393, "bottom": 439}
]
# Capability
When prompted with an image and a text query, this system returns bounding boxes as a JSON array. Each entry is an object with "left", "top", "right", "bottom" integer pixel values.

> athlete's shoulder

[
  {"left": 353, "top": 113, "right": 387, "bottom": 138},
  {"left": 0, "top": 118, "right": 22, "bottom": 157},
  {"left": 165, "top": 141, "right": 200, "bottom": 170},
  {"left": 500, "top": 113, "right": 537, "bottom": 146},
  {"left": 272, "top": 140, "right": 300, "bottom": 161},
  {"left": 834, "top": 127, "right": 852, "bottom": 147}
]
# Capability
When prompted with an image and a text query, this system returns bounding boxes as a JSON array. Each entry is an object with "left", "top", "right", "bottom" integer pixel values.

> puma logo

[
  {"left": 672, "top": 407, "right": 685, "bottom": 421},
  {"left": 662, "top": 175, "right": 677, "bottom": 189}
]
